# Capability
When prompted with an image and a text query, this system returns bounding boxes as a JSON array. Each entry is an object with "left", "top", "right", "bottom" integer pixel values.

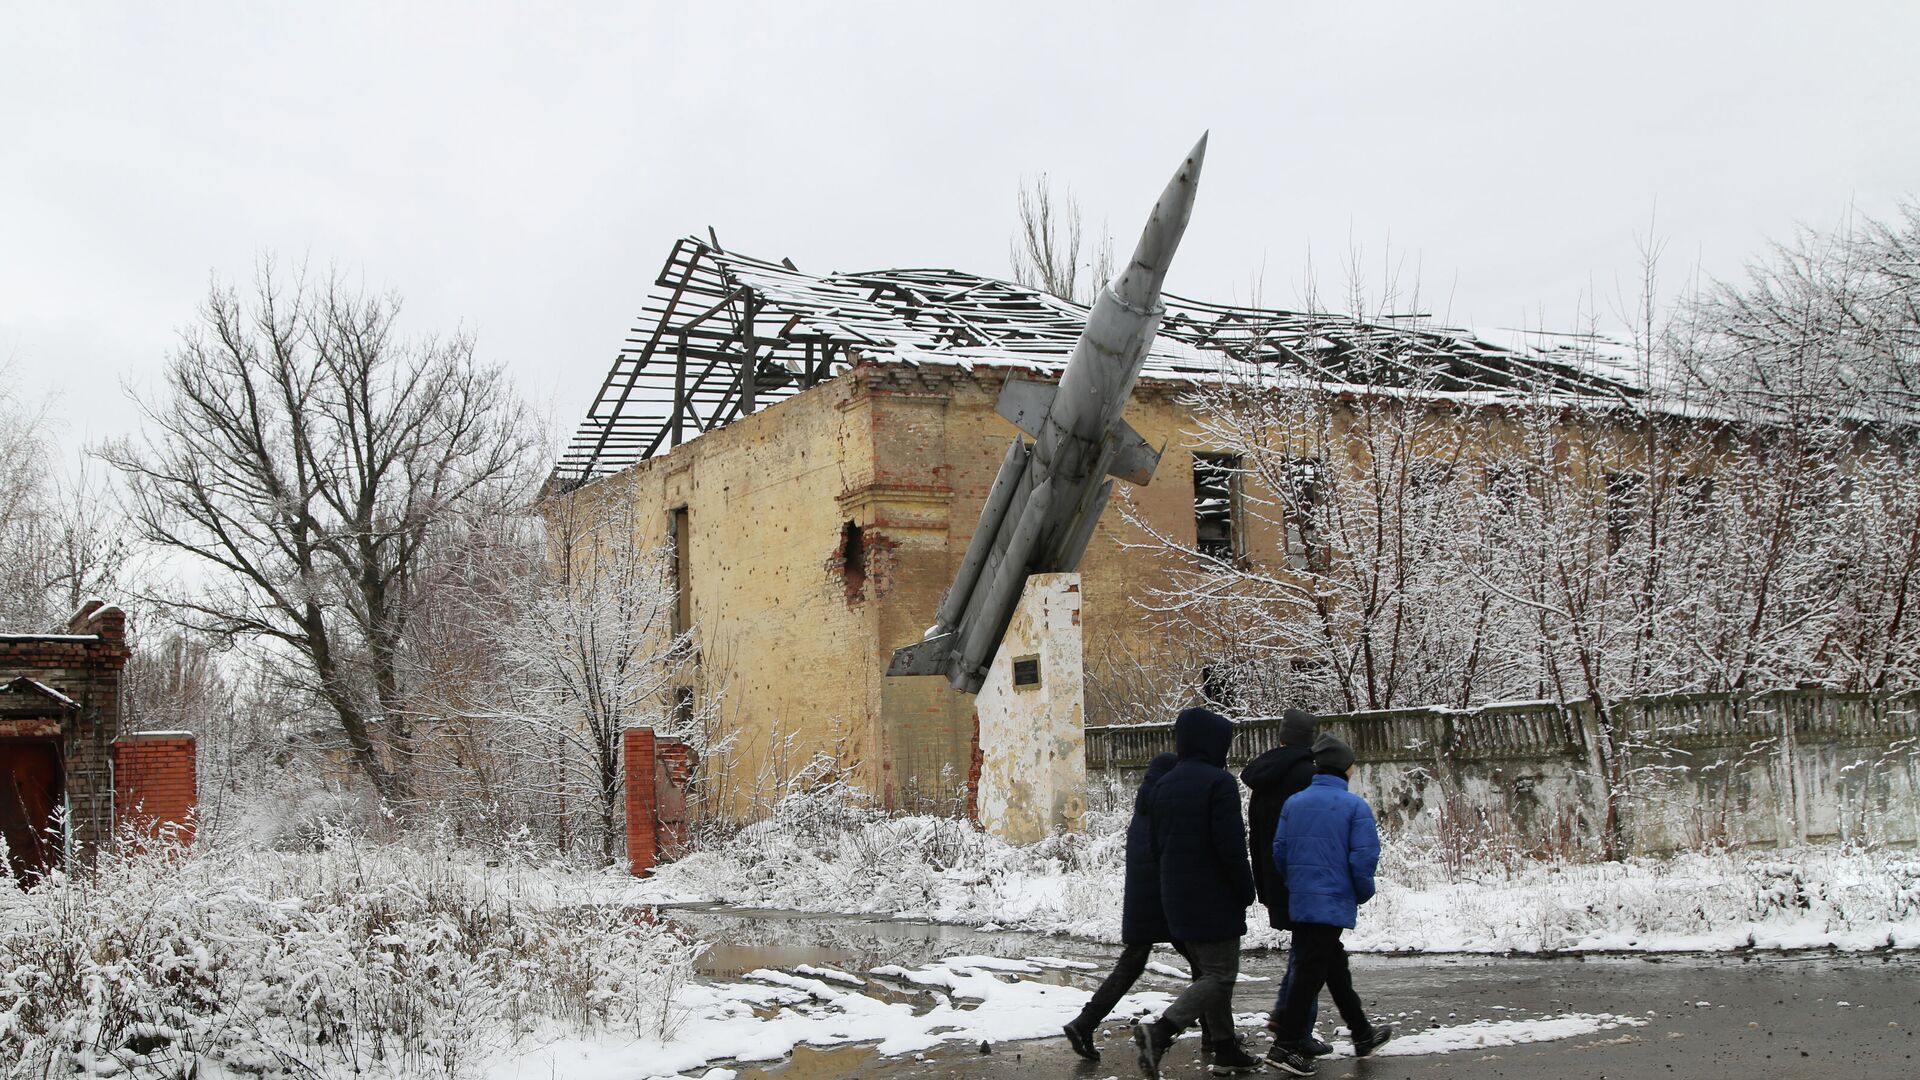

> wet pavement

[{"left": 664, "top": 907, "right": 1919, "bottom": 1079}]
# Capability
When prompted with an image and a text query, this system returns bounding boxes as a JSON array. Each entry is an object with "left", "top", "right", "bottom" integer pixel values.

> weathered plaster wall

[
  {"left": 569, "top": 361, "right": 1245, "bottom": 816},
  {"left": 562, "top": 374, "right": 883, "bottom": 816},
  {"left": 569, "top": 360, "right": 1681, "bottom": 819},
  {"left": 973, "top": 573, "right": 1087, "bottom": 843}
]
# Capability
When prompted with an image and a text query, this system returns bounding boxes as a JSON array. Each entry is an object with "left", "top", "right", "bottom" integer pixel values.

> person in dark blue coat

[
  {"left": 1063, "top": 753, "right": 1220, "bottom": 1061},
  {"left": 1239, "top": 708, "right": 1326, "bottom": 1052},
  {"left": 1132, "top": 708, "right": 1263, "bottom": 1077},
  {"left": 1263, "top": 734, "right": 1394, "bottom": 1077}
]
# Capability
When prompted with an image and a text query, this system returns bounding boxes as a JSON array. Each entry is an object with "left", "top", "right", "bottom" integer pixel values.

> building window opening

[
  {"left": 1673, "top": 474, "right": 1716, "bottom": 518},
  {"left": 1281, "top": 457, "right": 1321, "bottom": 571},
  {"left": 1193, "top": 453, "right": 1242, "bottom": 561},
  {"left": 1484, "top": 464, "right": 1526, "bottom": 513},
  {"left": 669, "top": 507, "right": 691, "bottom": 635},
  {"left": 1603, "top": 472, "right": 1644, "bottom": 552}
]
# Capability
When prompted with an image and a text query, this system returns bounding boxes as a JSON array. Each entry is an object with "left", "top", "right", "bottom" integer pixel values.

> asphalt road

[{"left": 667, "top": 909, "right": 1917, "bottom": 1080}]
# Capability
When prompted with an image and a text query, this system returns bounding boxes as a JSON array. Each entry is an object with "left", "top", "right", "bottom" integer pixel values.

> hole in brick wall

[{"left": 838, "top": 521, "right": 867, "bottom": 604}]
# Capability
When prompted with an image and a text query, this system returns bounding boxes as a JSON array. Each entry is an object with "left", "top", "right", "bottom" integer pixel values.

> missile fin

[
  {"left": 995, "top": 377, "right": 1056, "bottom": 439},
  {"left": 1106, "top": 420, "right": 1164, "bottom": 485},
  {"left": 888, "top": 631, "right": 956, "bottom": 677}
]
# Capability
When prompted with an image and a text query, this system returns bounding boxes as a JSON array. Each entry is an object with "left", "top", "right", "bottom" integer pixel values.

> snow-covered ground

[
  {"left": 626, "top": 796, "right": 1920, "bottom": 954},
  {"left": 8, "top": 797, "right": 1915, "bottom": 1078}
]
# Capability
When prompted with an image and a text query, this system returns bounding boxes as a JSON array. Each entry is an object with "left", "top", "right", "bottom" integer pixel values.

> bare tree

[
  {"left": 100, "top": 264, "right": 534, "bottom": 808},
  {"left": 1010, "top": 174, "right": 1114, "bottom": 305},
  {"left": 430, "top": 495, "right": 698, "bottom": 861},
  {"left": 0, "top": 366, "right": 55, "bottom": 628},
  {"left": 0, "top": 367, "right": 128, "bottom": 631},
  {"left": 1123, "top": 207, "right": 1920, "bottom": 854}
]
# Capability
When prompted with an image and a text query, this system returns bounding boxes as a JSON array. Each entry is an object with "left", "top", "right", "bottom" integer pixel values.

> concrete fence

[{"left": 1084, "top": 689, "right": 1920, "bottom": 853}]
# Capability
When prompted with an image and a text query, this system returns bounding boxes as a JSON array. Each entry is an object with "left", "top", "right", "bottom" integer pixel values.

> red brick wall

[
  {"left": 114, "top": 732, "right": 196, "bottom": 847},
  {"left": 623, "top": 727, "right": 658, "bottom": 876},
  {"left": 625, "top": 729, "right": 698, "bottom": 876}
]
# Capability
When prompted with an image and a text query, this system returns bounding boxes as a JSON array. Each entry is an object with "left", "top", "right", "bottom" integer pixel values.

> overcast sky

[{"left": 4, "top": 1, "right": 1916, "bottom": 460}]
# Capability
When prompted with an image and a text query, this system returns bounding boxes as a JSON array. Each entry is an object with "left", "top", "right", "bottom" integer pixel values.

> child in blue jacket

[{"left": 1264, "top": 734, "right": 1393, "bottom": 1076}]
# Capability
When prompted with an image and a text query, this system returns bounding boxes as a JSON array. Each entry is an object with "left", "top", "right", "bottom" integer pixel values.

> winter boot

[
  {"left": 1133, "top": 1020, "right": 1173, "bottom": 1078},
  {"left": 1263, "top": 1041, "right": 1316, "bottom": 1077},
  {"left": 1206, "top": 1038, "right": 1264, "bottom": 1075},
  {"left": 1351, "top": 1022, "right": 1395, "bottom": 1057},
  {"left": 1062, "top": 1017, "right": 1100, "bottom": 1061}
]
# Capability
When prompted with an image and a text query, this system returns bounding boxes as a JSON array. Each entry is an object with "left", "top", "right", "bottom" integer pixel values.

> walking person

[
  {"left": 1062, "top": 752, "right": 1220, "bottom": 1061},
  {"left": 1131, "top": 707, "right": 1264, "bottom": 1077},
  {"left": 1239, "top": 707, "right": 1331, "bottom": 1056},
  {"left": 1264, "top": 734, "right": 1394, "bottom": 1076}
]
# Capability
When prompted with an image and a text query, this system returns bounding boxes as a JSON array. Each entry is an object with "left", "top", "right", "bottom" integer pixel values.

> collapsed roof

[{"left": 553, "top": 235, "right": 1639, "bottom": 486}]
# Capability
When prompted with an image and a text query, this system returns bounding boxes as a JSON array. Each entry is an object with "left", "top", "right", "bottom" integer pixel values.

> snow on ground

[
  {"left": 624, "top": 795, "right": 1920, "bottom": 954},
  {"left": 1372, "top": 1012, "right": 1645, "bottom": 1057},
  {"left": 483, "top": 951, "right": 1644, "bottom": 1080},
  {"left": 0, "top": 835, "right": 698, "bottom": 1079},
  {"left": 8, "top": 791, "right": 1915, "bottom": 1078}
]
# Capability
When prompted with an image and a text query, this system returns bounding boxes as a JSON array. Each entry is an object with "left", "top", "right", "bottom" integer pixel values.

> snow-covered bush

[
  {"left": 636, "top": 787, "right": 1920, "bottom": 954},
  {"left": 0, "top": 831, "right": 699, "bottom": 1078},
  {"left": 646, "top": 787, "right": 1128, "bottom": 934}
]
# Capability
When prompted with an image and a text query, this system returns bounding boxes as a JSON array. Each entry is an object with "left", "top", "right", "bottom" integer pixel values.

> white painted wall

[{"left": 974, "top": 574, "right": 1087, "bottom": 844}]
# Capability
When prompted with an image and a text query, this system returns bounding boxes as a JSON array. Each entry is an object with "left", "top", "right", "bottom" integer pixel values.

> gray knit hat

[
  {"left": 1279, "top": 708, "right": 1318, "bottom": 746},
  {"left": 1313, "top": 732, "right": 1355, "bottom": 775}
]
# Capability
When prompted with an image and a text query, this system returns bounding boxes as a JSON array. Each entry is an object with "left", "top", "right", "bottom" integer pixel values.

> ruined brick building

[
  {"left": 550, "top": 237, "right": 1636, "bottom": 815},
  {"left": 1, "top": 601, "right": 195, "bottom": 879}
]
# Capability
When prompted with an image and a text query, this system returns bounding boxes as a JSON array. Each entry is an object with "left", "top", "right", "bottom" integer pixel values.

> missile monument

[{"left": 889, "top": 135, "right": 1207, "bottom": 839}]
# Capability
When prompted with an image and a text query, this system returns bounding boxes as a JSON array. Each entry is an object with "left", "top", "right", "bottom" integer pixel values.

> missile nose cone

[{"left": 1112, "top": 133, "right": 1206, "bottom": 310}]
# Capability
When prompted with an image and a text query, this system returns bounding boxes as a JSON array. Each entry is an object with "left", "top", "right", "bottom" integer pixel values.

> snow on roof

[
  {"left": 0, "top": 677, "right": 81, "bottom": 709},
  {"left": 555, "top": 236, "right": 1641, "bottom": 483}
]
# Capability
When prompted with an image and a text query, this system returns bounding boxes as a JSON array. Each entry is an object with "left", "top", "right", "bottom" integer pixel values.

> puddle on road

[
  {"left": 735, "top": 1043, "right": 876, "bottom": 1079},
  {"left": 696, "top": 939, "right": 861, "bottom": 978}
]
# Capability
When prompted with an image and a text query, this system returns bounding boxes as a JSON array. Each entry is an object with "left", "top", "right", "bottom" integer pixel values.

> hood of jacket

[
  {"left": 1240, "top": 743, "right": 1316, "bottom": 790},
  {"left": 1134, "top": 752, "right": 1179, "bottom": 814},
  {"left": 1174, "top": 707, "right": 1234, "bottom": 768}
]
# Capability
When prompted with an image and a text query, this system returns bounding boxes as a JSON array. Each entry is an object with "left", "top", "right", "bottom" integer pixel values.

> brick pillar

[
  {"left": 114, "top": 732, "right": 197, "bottom": 848},
  {"left": 623, "top": 727, "right": 658, "bottom": 876}
]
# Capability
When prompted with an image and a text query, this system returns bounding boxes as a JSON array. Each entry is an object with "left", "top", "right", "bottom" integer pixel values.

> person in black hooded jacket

[
  {"left": 1238, "top": 707, "right": 1325, "bottom": 1052},
  {"left": 1062, "top": 752, "right": 1218, "bottom": 1061},
  {"left": 1131, "top": 707, "right": 1262, "bottom": 1077}
]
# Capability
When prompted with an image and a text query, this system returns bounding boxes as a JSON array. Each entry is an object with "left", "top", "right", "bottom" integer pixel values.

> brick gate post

[{"left": 623, "top": 727, "right": 659, "bottom": 876}]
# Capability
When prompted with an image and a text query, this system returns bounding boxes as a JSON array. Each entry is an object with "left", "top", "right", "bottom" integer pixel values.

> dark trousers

[
  {"left": 1075, "top": 942, "right": 1218, "bottom": 1040},
  {"left": 1271, "top": 928, "right": 1321, "bottom": 1030},
  {"left": 1273, "top": 923, "right": 1371, "bottom": 1045},
  {"left": 1159, "top": 938, "right": 1239, "bottom": 1042}
]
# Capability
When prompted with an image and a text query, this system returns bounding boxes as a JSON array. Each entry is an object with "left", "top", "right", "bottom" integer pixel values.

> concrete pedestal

[{"left": 973, "top": 573, "right": 1087, "bottom": 843}]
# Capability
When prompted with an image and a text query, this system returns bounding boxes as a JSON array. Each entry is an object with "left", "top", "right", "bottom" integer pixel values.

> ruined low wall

[{"left": 1084, "top": 689, "right": 1920, "bottom": 854}]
